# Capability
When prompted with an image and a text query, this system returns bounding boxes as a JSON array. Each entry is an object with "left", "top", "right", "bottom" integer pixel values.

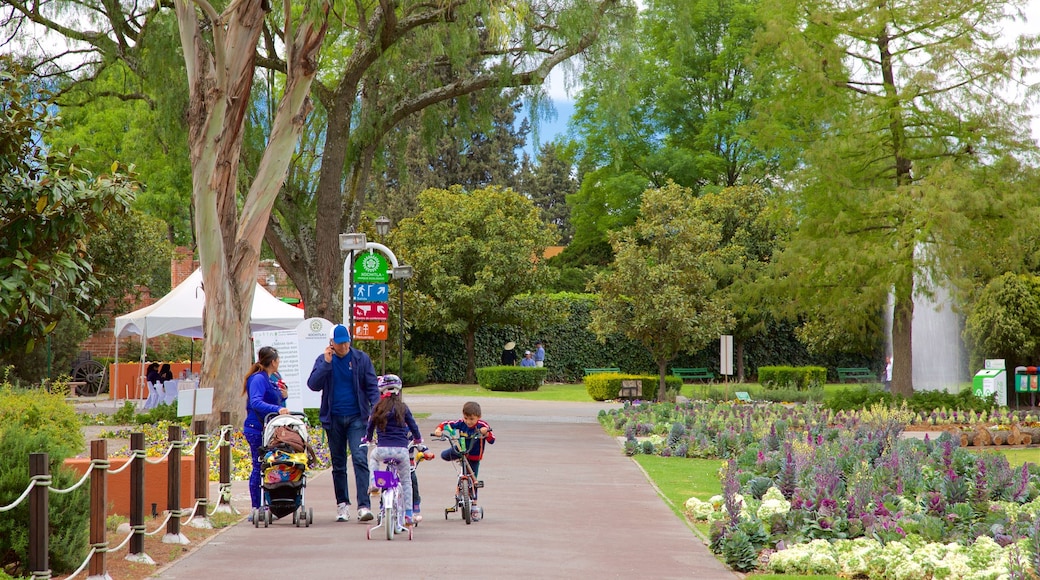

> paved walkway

[{"left": 149, "top": 396, "right": 737, "bottom": 579}]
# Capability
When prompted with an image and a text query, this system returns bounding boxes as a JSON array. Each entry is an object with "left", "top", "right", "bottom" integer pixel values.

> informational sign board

[
  {"left": 353, "top": 302, "right": 389, "bottom": 320},
  {"left": 353, "top": 321, "right": 389, "bottom": 341},
  {"left": 177, "top": 388, "right": 213, "bottom": 417},
  {"left": 354, "top": 252, "right": 389, "bottom": 284},
  {"left": 253, "top": 317, "right": 334, "bottom": 411},
  {"left": 353, "top": 283, "right": 389, "bottom": 302},
  {"left": 720, "top": 335, "right": 734, "bottom": 376}
]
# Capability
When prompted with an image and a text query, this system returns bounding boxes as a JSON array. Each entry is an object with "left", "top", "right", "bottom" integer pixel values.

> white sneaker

[
  {"left": 357, "top": 507, "right": 374, "bottom": 522},
  {"left": 336, "top": 502, "right": 350, "bottom": 522}
]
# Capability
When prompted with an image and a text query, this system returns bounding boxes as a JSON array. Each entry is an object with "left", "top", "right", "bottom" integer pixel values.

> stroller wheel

[
  {"left": 306, "top": 507, "right": 313, "bottom": 527},
  {"left": 252, "top": 508, "right": 260, "bottom": 528},
  {"left": 264, "top": 508, "right": 271, "bottom": 527},
  {"left": 293, "top": 509, "right": 300, "bottom": 527}
]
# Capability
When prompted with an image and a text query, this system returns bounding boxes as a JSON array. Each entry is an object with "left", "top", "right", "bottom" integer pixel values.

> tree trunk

[
  {"left": 736, "top": 338, "right": 745, "bottom": 383},
  {"left": 464, "top": 329, "right": 477, "bottom": 384},
  {"left": 972, "top": 425, "right": 992, "bottom": 447},
  {"left": 891, "top": 279, "right": 914, "bottom": 398},
  {"left": 176, "top": 0, "right": 330, "bottom": 429},
  {"left": 657, "top": 359, "right": 668, "bottom": 402}
]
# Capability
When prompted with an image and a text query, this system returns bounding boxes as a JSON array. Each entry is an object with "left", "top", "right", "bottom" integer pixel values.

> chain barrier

[{"left": 143, "top": 511, "right": 175, "bottom": 536}]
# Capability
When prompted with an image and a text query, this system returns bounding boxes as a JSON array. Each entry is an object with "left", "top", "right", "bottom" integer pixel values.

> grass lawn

[
  {"left": 405, "top": 382, "right": 596, "bottom": 402},
  {"left": 976, "top": 447, "right": 1039, "bottom": 467}
]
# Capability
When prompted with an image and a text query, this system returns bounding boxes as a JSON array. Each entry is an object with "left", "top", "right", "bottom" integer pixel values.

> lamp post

[
  {"left": 374, "top": 216, "right": 391, "bottom": 374},
  {"left": 392, "top": 265, "right": 413, "bottom": 377}
]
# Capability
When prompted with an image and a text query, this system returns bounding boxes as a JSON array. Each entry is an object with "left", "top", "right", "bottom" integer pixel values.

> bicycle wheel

[
  {"left": 384, "top": 489, "right": 396, "bottom": 541},
  {"left": 460, "top": 479, "right": 472, "bottom": 524}
]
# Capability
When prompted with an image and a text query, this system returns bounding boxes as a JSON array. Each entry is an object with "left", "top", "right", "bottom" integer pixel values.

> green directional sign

[{"left": 353, "top": 251, "right": 389, "bottom": 283}]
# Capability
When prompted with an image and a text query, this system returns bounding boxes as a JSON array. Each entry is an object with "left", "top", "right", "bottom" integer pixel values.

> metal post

[
  {"left": 29, "top": 453, "right": 49, "bottom": 580},
  {"left": 88, "top": 439, "right": 107, "bottom": 578},
  {"left": 399, "top": 278, "right": 405, "bottom": 374}
]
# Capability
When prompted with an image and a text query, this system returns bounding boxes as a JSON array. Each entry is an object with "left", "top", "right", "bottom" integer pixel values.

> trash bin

[
  {"left": 1014, "top": 366, "right": 1038, "bottom": 407},
  {"left": 973, "top": 368, "right": 1006, "bottom": 406}
]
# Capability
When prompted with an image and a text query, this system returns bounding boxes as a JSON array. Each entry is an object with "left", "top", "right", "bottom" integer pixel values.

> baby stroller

[{"left": 254, "top": 412, "right": 313, "bottom": 528}]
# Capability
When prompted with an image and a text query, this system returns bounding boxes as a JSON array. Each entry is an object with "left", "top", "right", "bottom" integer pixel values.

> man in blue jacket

[{"left": 307, "top": 324, "right": 379, "bottom": 522}]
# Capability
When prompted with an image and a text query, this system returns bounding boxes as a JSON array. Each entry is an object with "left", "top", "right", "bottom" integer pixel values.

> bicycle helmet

[{"left": 377, "top": 373, "right": 403, "bottom": 395}]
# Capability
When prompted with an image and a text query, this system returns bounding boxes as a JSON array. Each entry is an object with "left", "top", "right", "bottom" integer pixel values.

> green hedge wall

[
  {"left": 757, "top": 366, "right": 827, "bottom": 390},
  {"left": 584, "top": 373, "right": 683, "bottom": 401},
  {"left": 475, "top": 366, "right": 547, "bottom": 391},
  {"left": 408, "top": 293, "right": 882, "bottom": 384}
]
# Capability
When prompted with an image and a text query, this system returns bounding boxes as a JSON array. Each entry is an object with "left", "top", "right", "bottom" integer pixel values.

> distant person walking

[{"left": 534, "top": 340, "right": 545, "bottom": 368}]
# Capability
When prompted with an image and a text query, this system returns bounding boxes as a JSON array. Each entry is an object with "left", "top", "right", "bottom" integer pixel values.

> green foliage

[
  {"left": 720, "top": 528, "right": 759, "bottom": 572},
  {"left": 0, "top": 386, "right": 83, "bottom": 458},
  {"left": 0, "top": 384, "right": 89, "bottom": 574},
  {"left": 758, "top": 366, "right": 826, "bottom": 390},
  {"left": 396, "top": 185, "right": 560, "bottom": 382},
  {"left": 381, "top": 349, "right": 431, "bottom": 387},
  {"left": 133, "top": 402, "right": 190, "bottom": 426},
  {"left": 474, "top": 366, "right": 547, "bottom": 392},
  {"left": 823, "top": 385, "right": 997, "bottom": 414},
  {"left": 963, "top": 273, "right": 1040, "bottom": 371},
  {"left": 111, "top": 401, "right": 137, "bottom": 425},
  {"left": 0, "top": 58, "right": 138, "bottom": 354},
  {"left": 0, "top": 316, "right": 90, "bottom": 385},
  {"left": 584, "top": 373, "right": 682, "bottom": 401},
  {"left": 756, "top": 388, "right": 825, "bottom": 403},
  {"left": 590, "top": 183, "right": 735, "bottom": 400}
]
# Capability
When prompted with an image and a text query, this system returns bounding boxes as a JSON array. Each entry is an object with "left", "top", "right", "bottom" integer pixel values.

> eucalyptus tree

[
  {"left": 568, "top": 0, "right": 783, "bottom": 261},
  {"left": 4, "top": 0, "right": 625, "bottom": 424},
  {"left": 264, "top": 0, "right": 628, "bottom": 322},
  {"left": 758, "top": 0, "right": 1040, "bottom": 396}
]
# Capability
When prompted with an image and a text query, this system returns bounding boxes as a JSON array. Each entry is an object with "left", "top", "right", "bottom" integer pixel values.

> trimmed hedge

[
  {"left": 757, "top": 366, "right": 826, "bottom": 391},
  {"left": 475, "top": 366, "right": 547, "bottom": 392},
  {"left": 584, "top": 373, "right": 683, "bottom": 401}
]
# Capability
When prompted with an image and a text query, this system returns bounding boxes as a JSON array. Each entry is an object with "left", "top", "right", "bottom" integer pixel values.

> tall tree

[
  {"left": 759, "top": 0, "right": 1040, "bottom": 396},
  {"left": 518, "top": 141, "right": 578, "bottom": 244},
  {"left": 395, "top": 185, "right": 558, "bottom": 383},
  {"left": 263, "top": 0, "right": 626, "bottom": 324},
  {"left": 589, "top": 183, "right": 735, "bottom": 401},
  {"left": 0, "top": 58, "right": 138, "bottom": 353},
  {"left": 568, "top": 0, "right": 783, "bottom": 259}
]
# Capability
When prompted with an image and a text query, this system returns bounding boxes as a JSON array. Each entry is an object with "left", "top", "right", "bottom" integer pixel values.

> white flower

[
  {"left": 757, "top": 497, "right": 791, "bottom": 521},
  {"left": 683, "top": 497, "right": 716, "bottom": 520}
]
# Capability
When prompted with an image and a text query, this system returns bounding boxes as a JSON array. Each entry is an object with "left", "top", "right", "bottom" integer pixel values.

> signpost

[
  {"left": 353, "top": 303, "right": 389, "bottom": 320},
  {"left": 353, "top": 321, "right": 389, "bottom": 341}
]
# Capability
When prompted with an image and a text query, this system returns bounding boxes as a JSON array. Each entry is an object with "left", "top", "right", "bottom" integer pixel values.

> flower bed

[{"left": 600, "top": 401, "right": 1040, "bottom": 576}]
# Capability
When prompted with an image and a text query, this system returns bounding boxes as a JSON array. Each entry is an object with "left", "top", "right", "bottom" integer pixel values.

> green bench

[
  {"left": 584, "top": 367, "right": 621, "bottom": 376},
  {"left": 836, "top": 367, "right": 876, "bottom": 383},
  {"left": 671, "top": 367, "right": 714, "bottom": 382}
]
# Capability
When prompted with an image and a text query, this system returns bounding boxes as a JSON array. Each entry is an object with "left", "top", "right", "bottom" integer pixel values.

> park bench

[
  {"left": 836, "top": 367, "right": 876, "bottom": 383},
  {"left": 584, "top": 367, "right": 620, "bottom": 376},
  {"left": 671, "top": 367, "right": 714, "bottom": 382}
]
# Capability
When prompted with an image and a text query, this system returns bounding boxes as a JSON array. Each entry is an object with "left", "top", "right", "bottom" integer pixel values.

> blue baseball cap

[{"left": 331, "top": 324, "right": 351, "bottom": 344}]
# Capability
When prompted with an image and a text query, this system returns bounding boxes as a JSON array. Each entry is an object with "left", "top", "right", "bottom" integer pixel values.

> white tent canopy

[
  {"left": 112, "top": 269, "right": 304, "bottom": 397},
  {"left": 115, "top": 269, "right": 304, "bottom": 339}
]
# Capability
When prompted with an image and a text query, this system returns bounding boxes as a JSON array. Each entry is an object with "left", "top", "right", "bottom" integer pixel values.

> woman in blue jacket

[{"left": 243, "top": 346, "right": 289, "bottom": 518}]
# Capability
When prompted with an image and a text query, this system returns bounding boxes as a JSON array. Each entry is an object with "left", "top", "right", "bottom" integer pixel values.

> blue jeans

[
  {"left": 245, "top": 431, "right": 264, "bottom": 509},
  {"left": 326, "top": 414, "right": 370, "bottom": 509}
]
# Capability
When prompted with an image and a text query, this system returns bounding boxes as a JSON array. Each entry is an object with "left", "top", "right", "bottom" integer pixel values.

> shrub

[
  {"left": 583, "top": 373, "right": 682, "bottom": 401},
  {"left": 475, "top": 366, "right": 546, "bottom": 391},
  {"left": 757, "top": 366, "right": 827, "bottom": 390},
  {"left": 756, "top": 388, "right": 825, "bottom": 403},
  {"left": 0, "top": 424, "right": 89, "bottom": 574},
  {"left": 0, "top": 386, "right": 83, "bottom": 458}
]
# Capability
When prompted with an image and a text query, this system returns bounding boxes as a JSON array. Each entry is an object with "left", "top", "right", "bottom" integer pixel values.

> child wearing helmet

[
  {"left": 365, "top": 374, "right": 423, "bottom": 526},
  {"left": 433, "top": 401, "right": 495, "bottom": 514}
]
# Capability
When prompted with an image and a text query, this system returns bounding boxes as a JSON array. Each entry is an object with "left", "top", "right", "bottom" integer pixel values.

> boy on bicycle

[{"left": 432, "top": 401, "right": 495, "bottom": 480}]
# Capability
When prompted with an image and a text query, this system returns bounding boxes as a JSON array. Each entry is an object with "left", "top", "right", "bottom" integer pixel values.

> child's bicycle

[
  {"left": 361, "top": 442, "right": 413, "bottom": 541},
  {"left": 430, "top": 430, "right": 485, "bottom": 525}
]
